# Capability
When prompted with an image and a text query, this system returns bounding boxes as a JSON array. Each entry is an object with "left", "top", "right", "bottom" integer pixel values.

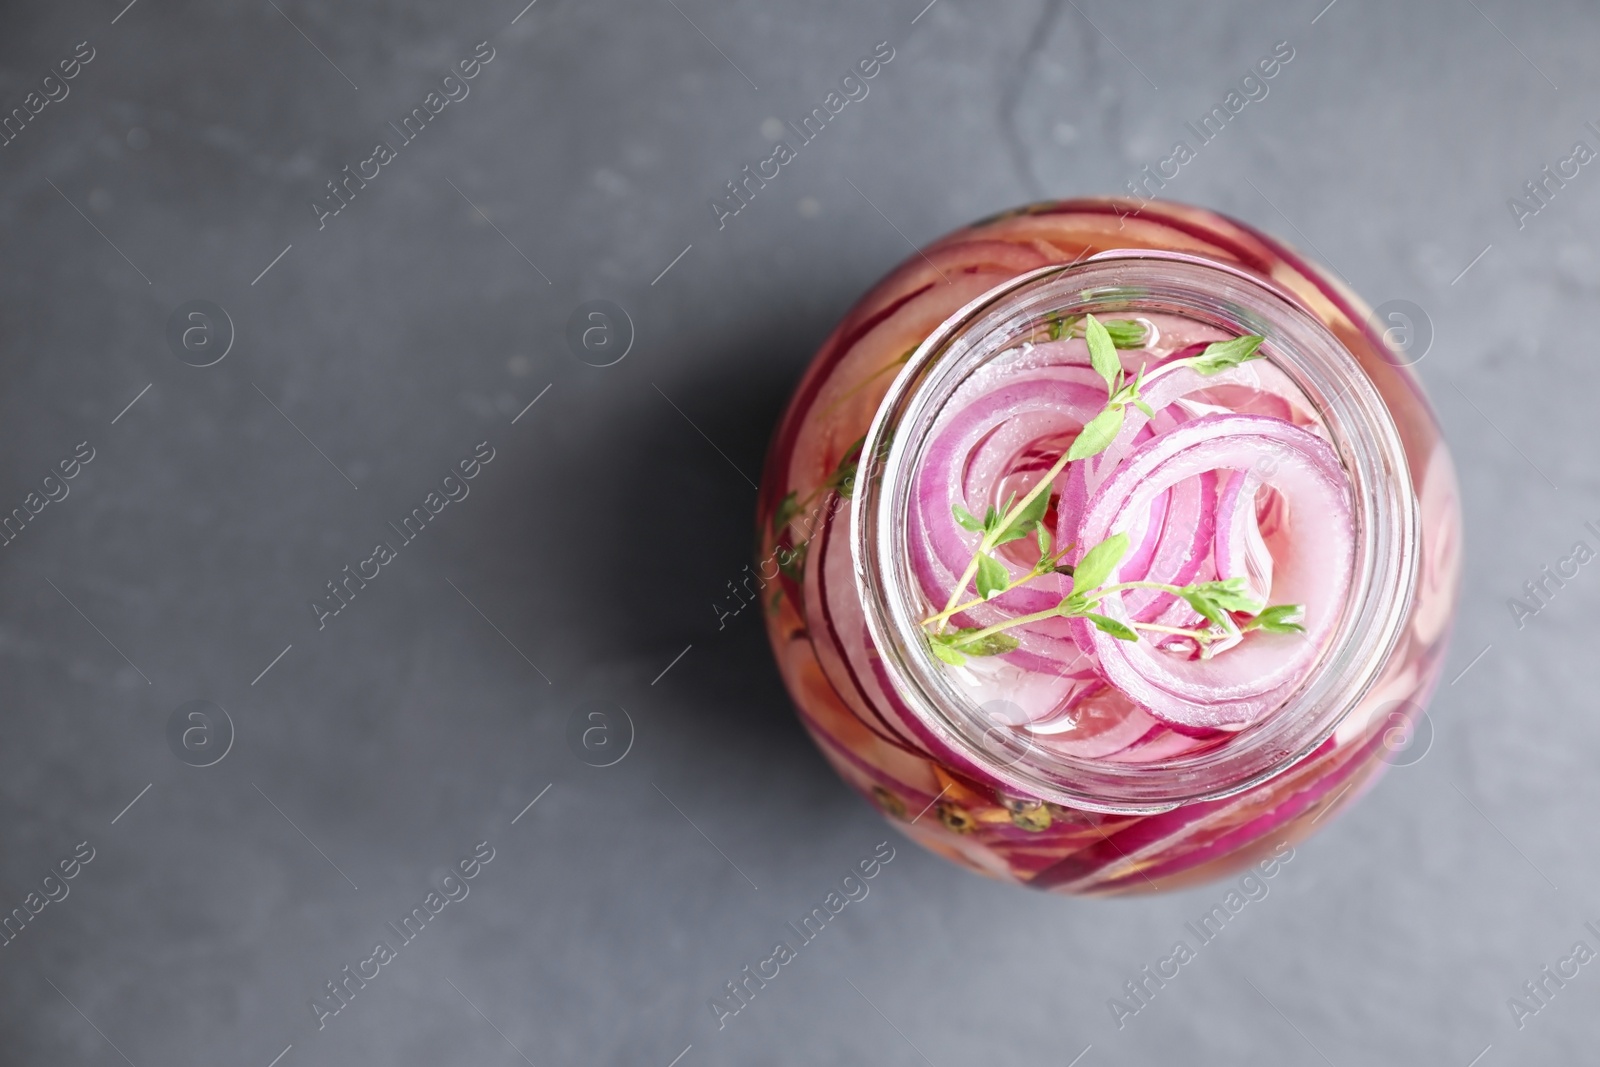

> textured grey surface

[{"left": 0, "top": 0, "right": 1593, "bottom": 1063}]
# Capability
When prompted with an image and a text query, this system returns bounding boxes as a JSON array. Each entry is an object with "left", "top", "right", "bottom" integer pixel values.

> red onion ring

[
  {"left": 910, "top": 364, "right": 1106, "bottom": 664},
  {"left": 1214, "top": 469, "right": 1276, "bottom": 605},
  {"left": 1070, "top": 413, "right": 1354, "bottom": 730}
]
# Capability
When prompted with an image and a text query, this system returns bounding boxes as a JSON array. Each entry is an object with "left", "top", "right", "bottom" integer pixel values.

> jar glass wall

[{"left": 756, "top": 199, "right": 1460, "bottom": 895}]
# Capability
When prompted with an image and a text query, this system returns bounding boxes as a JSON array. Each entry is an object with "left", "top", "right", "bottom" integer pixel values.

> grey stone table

[{"left": 0, "top": 0, "right": 1594, "bottom": 1063}]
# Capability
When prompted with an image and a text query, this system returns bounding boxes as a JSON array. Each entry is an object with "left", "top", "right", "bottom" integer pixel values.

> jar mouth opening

[{"left": 851, "top": 251, "right": 1418, "bottom": 813}]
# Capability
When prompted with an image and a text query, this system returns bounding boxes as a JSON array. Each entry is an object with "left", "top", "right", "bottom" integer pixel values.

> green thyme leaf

[
  {"left": 777, "top": 541, "right": 808, "bottom": 583},
  {"left": 1049, "top": 314, "right": 1144, "bottom": 348},
  {"left": 1246, "top": 603, "right": 1307, "bottom": 634},
  {"left": 1057, "top": 592, "right": 1090, "bottom": 617},
  {"left": 1176, "top": 578, "right": 1262, "bottom": 629},
  {"left": 945, "top": 628, "right": 1021, "bottom": 657},
  {"left": 975, "top": 554, "right": 1010, "bottom": 600},
  {"left": 1133, "top": 398, "right": 1156, "bottom": 419},
  {"left": 1180, "top": 589, "right": 1230, "bottom": 629},
  {"left": 952, "top": 503, "right": 985, "bottom": 533},
  {"left": 1067, "top": 405, "right": 1125, "bottom": 461},
  {"left": 1101, "top": 319, "right": 1149, "bottom": 349},
  {"left": 825, "top": 434, "right": 869, "bottom": 499},
  {"left": 1016, "top": 484, "right": 1051, "bottom": 527},
  {"left": 1192, "top": 578, "right": 1264, "bottom": 615},
  {"left": 1035, "top": 524, "right": 1051, "bottom": 563},
  {"left": 772, "top": 491, "right": 799, "bottom": 536},
  {"left": 1084, "top": 612, "right": 1139, "bottom": 641},
  {"left": 1070, "top": 532, "right": 1129, "bottom": 594},
  {"left": 993, "top": 486, "right": 1051, "bottom": 546},
  {"left": 1047, "top": 313, "right": 1079, "bottom": 341},
  {"left": 1084, "top": 314, "right": 1122, "bottom": 393},
  {"left": 928, "top": 638, "right": 967, "bottom": 666},
  {"left": 1189, "top": 334, "right": 1265, "bottom": 375}
]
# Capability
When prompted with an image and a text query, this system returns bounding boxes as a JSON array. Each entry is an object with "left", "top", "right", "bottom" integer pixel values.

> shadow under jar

[{"left": 757, "top": 199, "right": 1460, "bottom": 895}]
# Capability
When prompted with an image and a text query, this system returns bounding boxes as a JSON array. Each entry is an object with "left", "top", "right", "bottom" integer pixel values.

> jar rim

[{"left": 850, "top": 250, "right": 1418, "bottom": 813}]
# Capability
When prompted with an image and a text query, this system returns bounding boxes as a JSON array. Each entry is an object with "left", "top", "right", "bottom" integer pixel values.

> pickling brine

[{"left": 758, "top": 199, "right": 1459, "bottom": 894}]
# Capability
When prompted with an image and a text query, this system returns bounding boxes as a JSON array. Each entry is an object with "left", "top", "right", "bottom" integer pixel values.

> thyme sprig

[
  {"left": 926, "top": 532, "right": 1306, "bottom": 666},
  {"left": 920, "top": 522, "right": 1075, "bottom": 631},
  {"left": 930, "top": 316, "right": 1268, "bottom": 634},
  {"left": 1044, "top": 314, "right": 1149, "bottom": 349},
  {"left": 1067, "top": 317, "right": 1265, "bottom": 462}
]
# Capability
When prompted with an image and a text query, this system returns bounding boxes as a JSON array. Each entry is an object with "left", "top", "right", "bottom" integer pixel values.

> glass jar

[{"left": 756, "top": 199, "right": 1460, "bottom": 895}]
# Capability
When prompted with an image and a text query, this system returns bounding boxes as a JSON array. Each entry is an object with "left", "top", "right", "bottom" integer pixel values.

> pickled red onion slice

[
  {"left": 1099, "top": 725, "right": 1217, "bottom": 764},
  {"left": 1117, "top": 470, "right": 1218, "bottom": 623},
  {"left": 911, "top": 366, "right": 1105, "bottom": 649},
  {"left": 1025, "top": 682, "right": 1158, "bottom": 757},
  {"left": 1116, "top": 483, "right": 1171, "bottom": 590},
  {"left": 1215, "top": 469, "right": 1276, "bottom": 605},
  {"left": 1072, "top": 413, "right": 1354, "bottom": 730}
]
